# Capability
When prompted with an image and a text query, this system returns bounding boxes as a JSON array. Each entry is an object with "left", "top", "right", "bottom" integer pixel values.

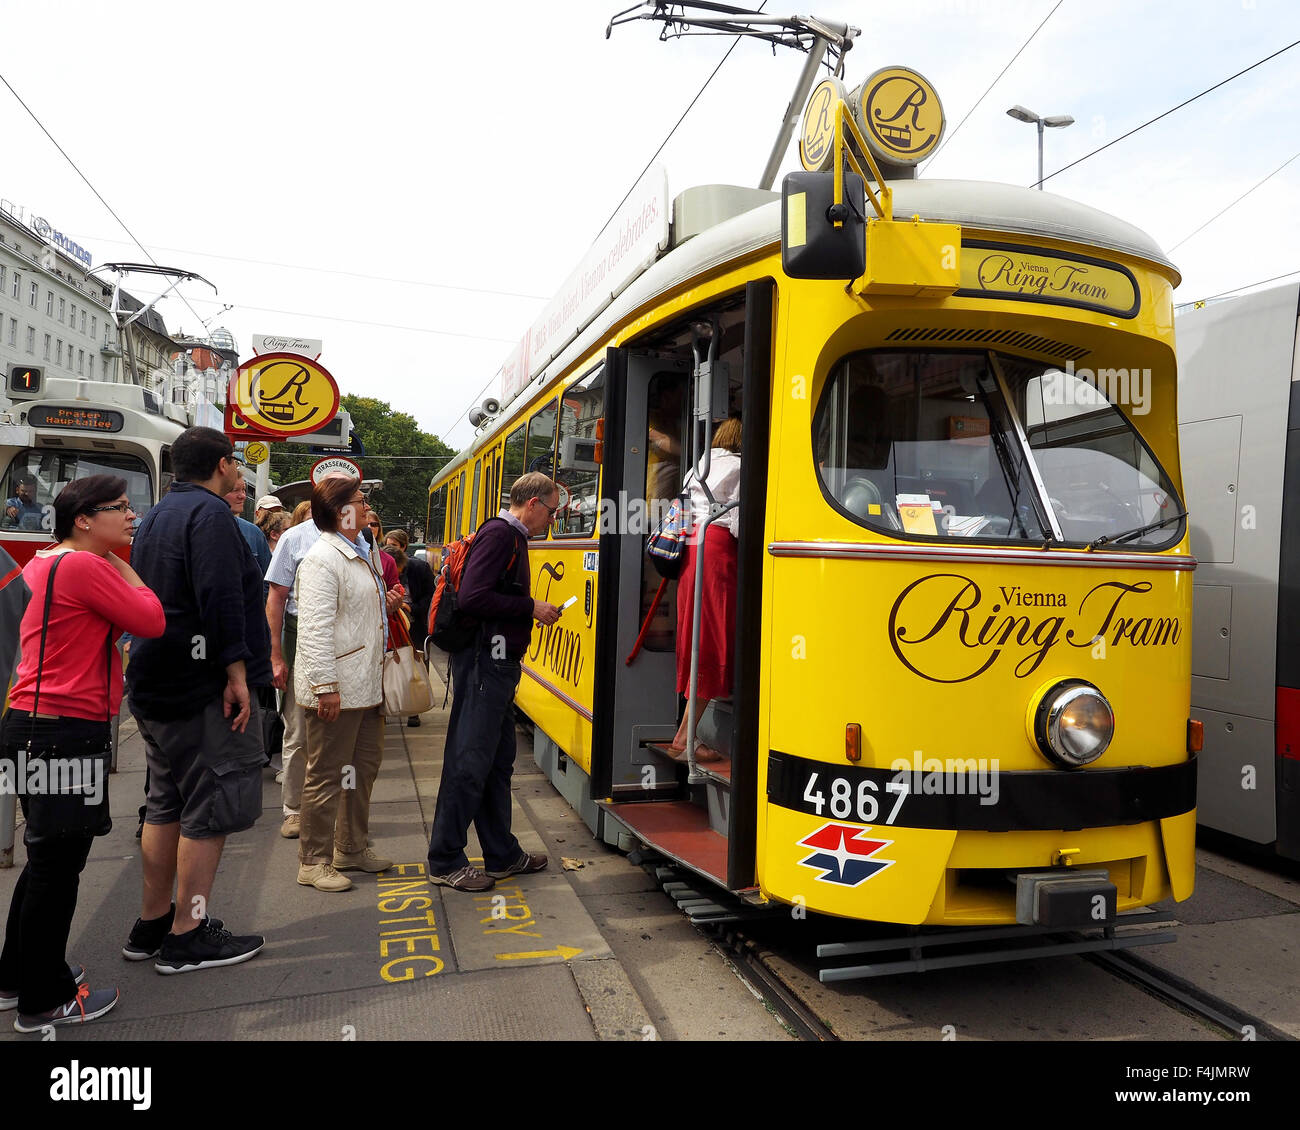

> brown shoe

[
  {"left": 429, "top": 865, "right": 495, "bottom": 892},
  {"left": 487, "top": 851, "right": 548, "bottom": 879},
  {"left": 280, "top": 814, "right": 300, "bottom": 839}
]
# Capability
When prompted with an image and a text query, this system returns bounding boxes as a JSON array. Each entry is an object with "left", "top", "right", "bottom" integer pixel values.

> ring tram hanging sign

[{"left": 225, "top": 353, "right": 340, "bottom": 439}]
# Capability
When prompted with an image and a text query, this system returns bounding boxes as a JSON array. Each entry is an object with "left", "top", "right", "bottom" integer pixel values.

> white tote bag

[{"left": 383, "top": 644, "right": 435, "bottom": 717}]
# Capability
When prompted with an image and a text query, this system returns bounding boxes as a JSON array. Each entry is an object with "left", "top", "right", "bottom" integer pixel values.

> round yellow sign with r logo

[
  {"left": 229, "top": 353, "right": 340, "bottom": 439},
  {"left": 857, "top": 66, "right": 945, "bottom": 165},
  {"left": 800, "top": 78, "right": 847, "bottom": 172}
]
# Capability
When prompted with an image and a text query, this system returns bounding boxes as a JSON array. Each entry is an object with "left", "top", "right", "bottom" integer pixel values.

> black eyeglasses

[{"left": 89, "top": 502, "right": 134, "bottom": 514}]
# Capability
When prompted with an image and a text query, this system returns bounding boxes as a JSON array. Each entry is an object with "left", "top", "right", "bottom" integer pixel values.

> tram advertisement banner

[{"left": 957, "top": 240, "right": 1140, "bottom": 317}]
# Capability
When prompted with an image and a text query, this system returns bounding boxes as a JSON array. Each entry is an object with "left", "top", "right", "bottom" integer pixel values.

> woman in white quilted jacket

[{"left": 293, "top": 476, "right": 391, "bottom": 892}]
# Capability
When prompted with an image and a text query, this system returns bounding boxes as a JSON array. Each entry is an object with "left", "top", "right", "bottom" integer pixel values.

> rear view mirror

[{"left": 781, "top": 170, "right": 866, "bottom": 280}]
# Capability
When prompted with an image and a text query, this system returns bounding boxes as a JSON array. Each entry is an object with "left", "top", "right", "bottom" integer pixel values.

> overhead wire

[
  {"left": 1168, "top": 150, "right": 1300, "bottom": 253},
  {"left": 1174, "top": 269, "right": 1300, "bottom": 310},
  {"left": 0, "top": 68, "right": 214, "bottom": 335},
  {"left": 922, "top": 0, "right": 1065, "bottom": 172},
  {"left": 181, "top": 295, "right": 518, "bottom": 344},
  {"left": 61, "top": 234, "right": 551, "bottom": 302},
  {"left": 1038, "top": 38, "right": 1300, "bottom": 186}
]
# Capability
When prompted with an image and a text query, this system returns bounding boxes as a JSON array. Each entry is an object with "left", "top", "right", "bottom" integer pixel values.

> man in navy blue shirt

[
  {"left": 123, "top": 426, "right": 269, "bottom": 974},
  {"left": 426, "top": 472, "right": 561, "bottom": 892}
]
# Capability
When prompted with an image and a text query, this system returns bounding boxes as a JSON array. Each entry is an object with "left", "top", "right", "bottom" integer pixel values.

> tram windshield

[
  {"left": 2, "top": 448, "right": 155, "bottom": 533},
  {"left": 814, "top": 349, "right": 1182, "bottom": 549}
]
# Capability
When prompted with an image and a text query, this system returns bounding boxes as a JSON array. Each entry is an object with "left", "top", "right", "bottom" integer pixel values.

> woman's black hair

[{"left": 53, "top": 475, "right": 129, "bottom": 541}]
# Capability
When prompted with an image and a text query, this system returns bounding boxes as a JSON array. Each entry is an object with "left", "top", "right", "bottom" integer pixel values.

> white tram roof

[{"left": 440, "top": 178, "right": 1178, "bottom": 478}]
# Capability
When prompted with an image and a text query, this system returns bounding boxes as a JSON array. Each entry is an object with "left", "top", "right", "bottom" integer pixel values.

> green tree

[{"left": 268, "top": 395, "right": 456, "bottom": 537}]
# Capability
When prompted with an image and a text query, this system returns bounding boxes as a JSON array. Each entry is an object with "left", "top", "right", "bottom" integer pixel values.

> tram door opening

[
  {"left": 592, "top": 295, "right": 761, "bottom": 880},
  {"left": 593, "top": 352, "right": 691, "bottom": 799}
]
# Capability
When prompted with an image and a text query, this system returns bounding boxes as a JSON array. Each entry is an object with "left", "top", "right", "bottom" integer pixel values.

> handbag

[
  {"left": 18, "top": 552, "right": 113, "bottom": 841},
  {"left": 382, "top": 610, "right": 435, "bottom": 717},
  {"left": 646, "top": 495, "right": 688, "bottom": 580}
]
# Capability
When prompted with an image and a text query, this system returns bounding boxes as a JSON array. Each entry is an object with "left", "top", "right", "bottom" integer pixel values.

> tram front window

[
  {"left": 814, "top": 349, "right": 1182, "bottom": 549},
  {"left": 1, "top": 449, "right": 155, "bottom": 532}
]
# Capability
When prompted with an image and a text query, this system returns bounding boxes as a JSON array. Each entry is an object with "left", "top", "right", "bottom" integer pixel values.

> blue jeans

[{"left": 426, "top": 646, "right": 523, "bottom": 874}]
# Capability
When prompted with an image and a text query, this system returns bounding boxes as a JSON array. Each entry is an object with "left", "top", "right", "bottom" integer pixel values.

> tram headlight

[{"left": 1032, "top": 681, "right": 1114, "bottom": 767}]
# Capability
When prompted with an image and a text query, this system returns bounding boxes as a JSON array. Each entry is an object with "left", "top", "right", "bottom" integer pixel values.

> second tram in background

[
  {"left": 428, "top": 45, "right": 1198, "bottom": 934},
  {"left": 1, "top": 368, "right": 183, "bottom": 564},
  {"left": 1178, "top": 280, "right": 1300, "bottom": 863}
]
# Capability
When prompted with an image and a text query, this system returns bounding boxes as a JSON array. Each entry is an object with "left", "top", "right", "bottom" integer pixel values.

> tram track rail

[{"left": 644, "top": 859, "right": 1296, "bottom": 1043}]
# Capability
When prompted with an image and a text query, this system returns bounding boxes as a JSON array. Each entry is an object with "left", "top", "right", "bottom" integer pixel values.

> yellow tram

[{"left": 428, "top": 63, "right": 1195, "bottom": 929}]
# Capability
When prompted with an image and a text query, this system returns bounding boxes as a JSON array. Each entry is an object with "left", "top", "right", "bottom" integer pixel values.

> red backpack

[{"left": 428, "top": 518, "right": 518, "bottom": 652}]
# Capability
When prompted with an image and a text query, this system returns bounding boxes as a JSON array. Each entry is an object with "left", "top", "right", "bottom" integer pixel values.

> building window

[
  {"left": 58, "top": 297, "right": 65, "bottom": 320},
  {"left": 87, "top": 356, "right": 94, "bottom": 379},
  {"left": 77, "top": 349, "right": 84, "bottom": 374},
  {"left": 80, "top": 309, "right": 86, "bottom": 333},
  {"left": 25, "top": 325, "right": 35, "bottom": 353},
  {"left": 69, "top": 302, "right": 75, "bottom": 326},
  {"left": 46, "top": 290, "right": 54, "bottom": 316},
  {"left": 7, "top": 318, "right": 16, "bottom": 346},
  {"left": 12, "top": 272, "right": 22, "bottom": 299},
  {"left": 56, "top": 340, "right": 62, "bottom": 364},
  {"left": 0, "top": 266, "right": 5, "bottom": 292},
  {"left": 43, "top": 334, "right": 50, "bottom": 360},
  {"left": 28, "top": 281, "right": 38, "bottom": 307},
  {"left": 90, "top": 315, "right": 96, "bottom": 339}
]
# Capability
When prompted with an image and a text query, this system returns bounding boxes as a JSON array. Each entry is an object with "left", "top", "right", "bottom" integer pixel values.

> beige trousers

[
  {"left": 299, "top": 705, "right": 384, "bottom": 865},
  {"left": 281, "top": 662, "right": 308, "bottom": 816}
]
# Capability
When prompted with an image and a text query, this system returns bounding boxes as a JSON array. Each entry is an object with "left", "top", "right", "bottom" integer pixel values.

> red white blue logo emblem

[{"left": 797, "top": 823, "right": 895, "bottom": 886}]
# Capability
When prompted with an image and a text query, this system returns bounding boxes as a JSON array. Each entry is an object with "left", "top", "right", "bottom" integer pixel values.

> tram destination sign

[
  {"left": 958, "top": 240, "right": 1140, "bottom": 318},
  {"left": 26, "top": 405, "right": 124, "bottom": 433}
]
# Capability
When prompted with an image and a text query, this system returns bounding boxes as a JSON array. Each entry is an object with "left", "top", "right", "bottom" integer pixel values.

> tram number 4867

[{"left": 803, "top": 772, "right": 909, "bottom": 824}]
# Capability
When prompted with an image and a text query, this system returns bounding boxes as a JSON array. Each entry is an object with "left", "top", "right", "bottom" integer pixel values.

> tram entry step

[{"left": 1015, "top": 870, "right": 1116, "bottom": 928}]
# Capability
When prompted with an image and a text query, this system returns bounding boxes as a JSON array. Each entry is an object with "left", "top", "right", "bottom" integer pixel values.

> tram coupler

[{"left": 1015, "top": 870, "right": 1116, "bottom": 928}]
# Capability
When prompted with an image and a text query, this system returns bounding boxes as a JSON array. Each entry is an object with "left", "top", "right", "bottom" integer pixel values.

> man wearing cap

[{"left": 255, "top": 495, "right": 283, "bottom": 524}]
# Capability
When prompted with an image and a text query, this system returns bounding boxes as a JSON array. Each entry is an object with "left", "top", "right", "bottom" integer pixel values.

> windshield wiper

[{"left": 1091, "top": 510, "right": 1187, "bottom": 549}]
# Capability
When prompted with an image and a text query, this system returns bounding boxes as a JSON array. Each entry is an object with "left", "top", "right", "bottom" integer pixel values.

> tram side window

[
  {"left": 524, "top": 400, "right": 558, "bottom": 539},
  {"left": 552, "top": 366, "right": 605, "bottom": 537},
  {"left": 429, "top": 484, "right": 447, "bottom": 546},
  {"left": 501, "top": 425, "right": 526, "bottom": 509},
  {"left": 469, "top": 458, "right": 483, "bottom": 534},
  {"left": 2, "top": 448, "right": 154, "bottom": 531}
]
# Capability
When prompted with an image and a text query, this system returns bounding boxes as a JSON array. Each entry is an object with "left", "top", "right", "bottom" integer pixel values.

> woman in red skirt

[{"left": 670, "top": 417, "right": 741, "bottom": 761}]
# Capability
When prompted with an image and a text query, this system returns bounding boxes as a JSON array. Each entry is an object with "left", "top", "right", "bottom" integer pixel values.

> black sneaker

[
  {"left": 124, "top": 905, "right": 225, "bottom": 962},
  {"left": 154, "top": 920, "right": 263, "bottom": 975}
]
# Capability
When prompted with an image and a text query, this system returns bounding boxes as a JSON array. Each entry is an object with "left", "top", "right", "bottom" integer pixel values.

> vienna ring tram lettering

[{"left": 889, "top": 574, "right": 1184, "bottom": 682}]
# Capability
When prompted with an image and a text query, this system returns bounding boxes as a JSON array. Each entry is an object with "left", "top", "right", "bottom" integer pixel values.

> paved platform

[{"left": 0, "top": 693, "right": 793, "bottom": 1043}]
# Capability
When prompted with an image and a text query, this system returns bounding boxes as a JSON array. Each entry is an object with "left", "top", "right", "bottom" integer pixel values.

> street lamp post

[{"left": 1007, "top": 105, "right": 1075, "bottom": 189}]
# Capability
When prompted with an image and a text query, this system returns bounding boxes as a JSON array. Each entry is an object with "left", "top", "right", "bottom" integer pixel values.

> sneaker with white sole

[
  {"left": 298, "top": 862, "right": 353, "bottom": 891},
  {"left": 123, "top": 904, "right": 224, "bottom": 961},
  {"left": 1, "top": 963, "right": 85, "bottom": 1011},
  {"left": 154, "top": 920, "right": 264, "bottom": 975},
  {"left": 280, "top": 813, "right": 300, "bottom": 839},
  {"left": 429, "top": 864, "right": 495, "bottom": 892},
  {"left": 13, "top": 984, "right": 118, "bottom": 1032},
  {"left": 332, "top": 847, "right": 392, "bottom": 873},
  {"left": 487, "top": 851, "right": 548, "bottom": 879}
]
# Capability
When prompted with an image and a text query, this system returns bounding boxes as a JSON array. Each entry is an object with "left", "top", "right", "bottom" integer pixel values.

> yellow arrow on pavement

[{"left": 495, "top": 945, "right": 584, "bottom": 962}]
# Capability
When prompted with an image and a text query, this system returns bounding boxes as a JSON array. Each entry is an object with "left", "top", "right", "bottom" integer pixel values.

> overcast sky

[{"left": 2, "top": 0, "right": 1296, "bottom": 453}]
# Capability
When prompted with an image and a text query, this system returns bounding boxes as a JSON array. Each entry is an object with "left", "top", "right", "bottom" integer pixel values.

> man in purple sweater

[{"left": 427, "top": 472, "right": 562, "bottom": 891}]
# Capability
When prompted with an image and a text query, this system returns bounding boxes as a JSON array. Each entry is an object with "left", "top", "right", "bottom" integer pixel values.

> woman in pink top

[{"left": 0, "top": 474, "right": 164, "bottom": 1033}]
